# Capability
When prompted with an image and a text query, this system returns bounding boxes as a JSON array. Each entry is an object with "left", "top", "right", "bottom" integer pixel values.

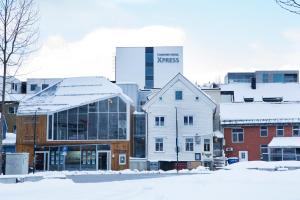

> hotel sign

[{"left": 157, "top": 53, "right": 180, "bottom": 63}]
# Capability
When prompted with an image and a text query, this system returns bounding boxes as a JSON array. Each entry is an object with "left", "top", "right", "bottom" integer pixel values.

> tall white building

[
  {"left": 143, "top": 73, "right": 216, "bottom": 170},
  {"left": 115, "top": 46, "right": 183, "bottom": 89}
]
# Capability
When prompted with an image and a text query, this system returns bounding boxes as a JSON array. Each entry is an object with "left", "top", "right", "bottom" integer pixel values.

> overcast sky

[{"left": 17, "top": 0, "right": 300, "bottom": 83}]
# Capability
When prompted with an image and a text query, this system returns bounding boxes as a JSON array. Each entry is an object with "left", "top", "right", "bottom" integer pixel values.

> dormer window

[
  {"left": 262, "top": 97, "right": 283, "bottom": 102},
  {"left": 244, "top": 97, "right": 254, "bottom": 102}
]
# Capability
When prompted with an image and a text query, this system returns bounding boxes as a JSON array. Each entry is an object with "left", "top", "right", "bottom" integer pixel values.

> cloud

[{"left": 21, "top": 26, "right": 185, "bottom": 80}]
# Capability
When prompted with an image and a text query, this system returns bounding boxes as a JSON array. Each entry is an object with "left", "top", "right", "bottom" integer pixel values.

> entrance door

[
  {"left": 239, "top": 151, "right": 248, "bottom": 162},
  {"left": 35, "top": 152, "right": 49, "bottom": 171},
  {"left": 98, "top": 152, "right": 108, "bottom": 170}
]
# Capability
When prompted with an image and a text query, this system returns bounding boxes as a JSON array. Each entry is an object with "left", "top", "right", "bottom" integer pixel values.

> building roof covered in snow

[
  {"left": 268, "top": 137, "right": 300, "bottom": 148},
  {"left": 17, "top": 76, "right": 133, "bottom": 115},
  {"left": 220, "top": 83, "right": 300, "bottom": 102},
  {"left": 220, "top": 102, "right": 300, "bottom": 125}
]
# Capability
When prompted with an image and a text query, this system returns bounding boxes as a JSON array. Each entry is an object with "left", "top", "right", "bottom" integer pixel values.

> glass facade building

[{"left": 47, "top": 97, "right": 128, "bottom": 141}]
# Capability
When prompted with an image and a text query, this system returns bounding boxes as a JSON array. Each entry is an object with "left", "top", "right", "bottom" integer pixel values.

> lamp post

[
  {"left": 33, "top": 107, "right": 41, "bottom": 174},
  {"left": 175, "top": 107, "right": 179, "bottom": 173}
]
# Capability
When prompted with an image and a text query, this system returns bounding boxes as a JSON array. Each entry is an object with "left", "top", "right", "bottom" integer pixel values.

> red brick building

[{"left": 221, "top": 102, "right": 300, "bottom": 161}]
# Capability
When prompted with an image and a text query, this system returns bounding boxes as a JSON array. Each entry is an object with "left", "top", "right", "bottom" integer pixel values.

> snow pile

[
  {"left": 2, "top": 132, "right": 16, "bottom": 145},
  {"left": 224, "top": 161, "right": 300, "bottom": 171}
]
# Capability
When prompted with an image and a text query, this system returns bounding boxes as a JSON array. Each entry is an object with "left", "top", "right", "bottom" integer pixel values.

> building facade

[
  {"left": 16, "top": 77, "right": 133, "bottom": 171},
  {"left": 225, "top": 70, "right": 299, "bottom": 83},
  {"left": 115, "top": 46, "right": 183, "bottom": 89},
  {"left": 143, "top": 73, "right": 216, "bottom": 170}
]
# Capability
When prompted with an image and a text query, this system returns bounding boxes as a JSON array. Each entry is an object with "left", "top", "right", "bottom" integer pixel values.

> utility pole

[{"left": 175, "top": 107, "right": 179, "bottom": 173}]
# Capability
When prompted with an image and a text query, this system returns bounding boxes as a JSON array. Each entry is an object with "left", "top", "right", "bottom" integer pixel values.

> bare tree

[
  {"left": 275, "top": 0, "right": 300, "bottom": 14},
  {"left": 0, "top": 0, "right": 38, "bottom": 174}
]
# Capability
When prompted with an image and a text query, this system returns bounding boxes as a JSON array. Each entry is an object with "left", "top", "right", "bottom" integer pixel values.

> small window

[
  {"left": 244, "top": 98, "right": 254, "bottom": 102},
  {"left": 184, "top": 116, "right": 193, "bottom": 125},
  {"left": 185, "top": 137, "right": 194, "bottom": 151},
  {"left": 175, "top": 91, "right": 183, "bottom": 100},
  {"left": 232, "top": 128, "right": 244, "bottom": 143},
  {"left": 293, "top": 125, "right": 300, "bottom": 136},
  {"left": 8, "top": 106, "right": 15, "bottom": 114},
  {"left": 42, "top": 84, "right": 49, "bottom": 90},
  {"left": 260, "top": 126, "right": 268, "bottom": 137},
  {"left": 30, "top": 84, "right": 37, "bottom": 91},
  {"left": 119, "top": 154, "right": 126, "bottom": 165},
  {"left": 204, "top": 139, "right": 210, "bottom": 151},
  {"left": 276, "top": 126, "right": 284, "bottom": 137},
  {"left": 155, "top": 116, "right": 164, "bottom": 126},
  {"left": 195, "top": 96, "right": 199, "bottom": 101},
  {"left": 159, "top": 97, "right": 162, "bottom": 101},
  {"left": 155, "top": 138, "right": 164, "bottom": 152}
]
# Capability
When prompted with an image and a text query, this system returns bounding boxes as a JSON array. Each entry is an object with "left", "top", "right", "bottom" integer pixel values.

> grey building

[{"left": 225, "top": 70, "right": 299, "bottom": 83}]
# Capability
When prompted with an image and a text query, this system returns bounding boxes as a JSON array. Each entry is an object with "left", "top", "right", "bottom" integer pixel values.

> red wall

[{"left": 224, "top": 124, "right": 293, "bottom": 161}]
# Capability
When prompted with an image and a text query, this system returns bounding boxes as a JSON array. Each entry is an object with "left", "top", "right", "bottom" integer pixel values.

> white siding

[{"left": 146, "top": 80, "right": 214, "bottom": 162}]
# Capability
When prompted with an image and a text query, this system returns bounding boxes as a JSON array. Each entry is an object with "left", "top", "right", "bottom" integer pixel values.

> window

[
  {"left": 11, "top": 83, "right": 17, "bottom": 91},
  {"left": 119, "top": 154, "right": 126, "bottom": 165},
  {"left": 185, "top": 138, "right": 194, "bottom": 151},
  {"left": 8, "top": 106, "right": 15, "bottom": 114},
  {"left": 42, "top": 84, "right": 49, "bottom": 90},
  {"left": 184, "top": 116, "right": 193, "bottom": 125},
  {"left": 30, "top": 84, "right": 37, "bottom": 91},
  {"left": 145, "top": 47, "right": 154, "bottom": 89},
  {"left": 244, "top": 98, "right": 254, "bottom": 102},
  {"left": 293, "top": 126, "right": 300, "bottom": 136},
  {"left": 204, "top": 139, "right": 210, "bottom": 151},
  {"left": 155, "top": 138, "right": 163, "bottom": 152},
  {"left": 260, "top": 126, "right": 268, "bottom": 137},
  {"left": 155, "top": 116, "right": 164, "bottom": 126},
  {"left": 276, "top": 126, "right": 284, "bottom": 137},
  {"left": 49, "top": 97, "right": 127, "bottom": 141},
  {"left": 232, "top": 128, "right": 244, "bottom": 143},
  {"left": 262, "top": 73, "right": 269, "bottom": 83},
  {"left": 260, "top": 145, "right": 269, "bottom": 161},
  {"left": 175, "top": 90, "right": 183, "bottom": 100}
]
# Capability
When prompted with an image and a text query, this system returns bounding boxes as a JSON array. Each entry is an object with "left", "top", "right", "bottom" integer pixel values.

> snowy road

[
  {"left": 67, "top": 173, "right": 193, "bottom": 183},
  {"left": 1, "top": 161, "right": 300, "bottom": 200}
]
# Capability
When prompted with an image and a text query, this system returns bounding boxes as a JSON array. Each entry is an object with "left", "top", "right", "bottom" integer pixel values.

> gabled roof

[
  {"left": 220, "top": 102, "right": 300, "bottom": 125},
  {"left": 143, "top": 73, "right": 216, "bottom": 111},
  {"left": 17, "top": 76, "right": 133, "bottom": 115}
]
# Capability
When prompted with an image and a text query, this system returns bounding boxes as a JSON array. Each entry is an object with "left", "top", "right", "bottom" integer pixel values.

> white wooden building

[{"left": 143, "top": 73, "right": 216, "bottom": 169}]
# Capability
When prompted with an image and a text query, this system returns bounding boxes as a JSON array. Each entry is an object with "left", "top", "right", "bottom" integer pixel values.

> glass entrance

[
  {"left": 98, "top": 152, "right": 109, "bottom": 170},
  {"left": 35, "top": 151, "right": 49, "bottom": 171}
]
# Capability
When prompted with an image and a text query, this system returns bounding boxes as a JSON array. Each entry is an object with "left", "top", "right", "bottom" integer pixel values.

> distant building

[
  {"left": 225, "top": 70, "right": 299, "bottom": 83},
  {"left": 115, "top": 46, "right": 183, "bottom": 89},
  {"left": 26, "top": 78, "right": 62, "bottom": 94},
  {"left": 220, "top": 81, "right": 300, "bottom": 161}
]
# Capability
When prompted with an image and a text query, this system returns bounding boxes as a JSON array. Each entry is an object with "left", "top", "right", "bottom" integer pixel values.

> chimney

[{"left": 251, "top": 77, "right": 256, "bottom": 89}]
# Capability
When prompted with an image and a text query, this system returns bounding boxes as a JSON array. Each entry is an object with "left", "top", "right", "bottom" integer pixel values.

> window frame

[
  {"left": 185, "top": 137, "right": 194, "bottom": 152},
  {"left": 155, "top": 116, "right": 165, "bottom": 127},
  {"left": 260, "top": 126, "right": 268, "bottom": 137},
  {"left": 155, "top": 137, "right": 164, "bottom": 152},
  {"left": 232, "top": 128, "right": 244, "bottom": 143},
  {"left": 175, "top": 90, "right": 183, "bottom": 100},
  {"left": 276, "top": 125, "right": 284, "bottom": 137},
  {"left": 204, "top": 139, "right": 210, "bottom": 152},
  {"left": 184, "top": 115, "right": 193, "bottom": 126},
  {"left": 30, "top": 84, "right": 38, "bottom": 91},
  {"left": 293, "top": 125, "right": 300, "bottom": 136}
]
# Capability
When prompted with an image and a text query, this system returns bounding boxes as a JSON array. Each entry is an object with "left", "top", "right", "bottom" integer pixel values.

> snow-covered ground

[{"left": 1, "top": 161, "right": 300, "bottom": 200}]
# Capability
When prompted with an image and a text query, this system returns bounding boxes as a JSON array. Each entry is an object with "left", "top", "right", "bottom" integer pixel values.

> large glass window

[
  {"left": 232, "top": 128, "right": 244, "bottom": 143},
  {"left": 145, "top": 47, "right": 154, "bottom": 89},
  {"left": 49, "top": 97, "right": 127, "bottom": 141}
]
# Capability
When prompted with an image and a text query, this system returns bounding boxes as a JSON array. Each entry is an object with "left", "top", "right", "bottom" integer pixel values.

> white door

[{"left": 239, "top": 151, "right": 248, "bottom": 162}]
